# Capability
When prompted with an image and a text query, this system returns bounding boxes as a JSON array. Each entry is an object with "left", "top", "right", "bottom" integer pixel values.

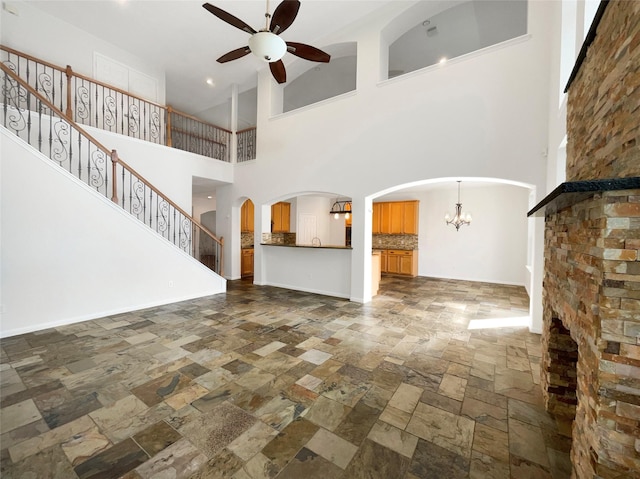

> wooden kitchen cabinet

[
  {"left": 372, "top": 200, "right": 419, "bottom": 235},
  {"left": 381, "top": 249, "right": 418, "bottom": 277},
  {"left": 402, "top": 201, "right": 419, "bottom": 234},
  {"left": 380, "top": 249, "right": 388, "bottom": 272},
  {"left": 241, "top": 199, "right": 254, "bottom": 232},
  {"left": 241, "top": 248, "right": 254, "bottom": 277},
  {"left": 389, "top": 202, "right": 404, "bottom": 234},
  {"left": 372, "top": 203, "right": 382, "bottom": 234},
  {"left": 271, "top": 202, "right": 291, "bottom": 232},
  {"left": 386, "top": 250, "right": 401, "bottom": 274}
]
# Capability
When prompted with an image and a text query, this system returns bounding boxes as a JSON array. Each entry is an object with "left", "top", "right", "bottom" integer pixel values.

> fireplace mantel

[{"left": 527, "top": 176, "right": 640, "bottom": 217}]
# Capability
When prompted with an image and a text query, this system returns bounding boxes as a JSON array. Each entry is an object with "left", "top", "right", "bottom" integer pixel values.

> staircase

[{"left": 1, "top": 58, "right": 227, "bottom": 337}]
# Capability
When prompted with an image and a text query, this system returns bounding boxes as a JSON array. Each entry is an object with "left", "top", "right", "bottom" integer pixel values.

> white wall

[
  {"left": 1, "top": 130, "right": 225, "bottom": 337},
  {"left": 1, "top": 2, "right": 166, "bottom": 104},
  {"left": 193, "top": 197, "right": 217, "bottom": 227},
  {"left": 217, "top": 0, "right": 552, "bottom": 315},
  {"left": 419, "top": 184, "right": 529, "bottom": 285}
]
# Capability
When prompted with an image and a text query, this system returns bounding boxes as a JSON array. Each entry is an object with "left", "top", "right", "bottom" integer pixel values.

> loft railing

[
  {"left": 168, "top": 107, "right": 231, "bottom": 162},
  {"left": 237, "top": 127, "right": 257, "bottom": 163},
  {"left": 1, "top": 62, "right": 224, "bottom": 276},
  {"left": 0, "top": 45, "right": 244, "bottom": 162}
]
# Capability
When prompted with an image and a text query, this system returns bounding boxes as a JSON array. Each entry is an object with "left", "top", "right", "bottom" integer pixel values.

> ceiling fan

[{"left": 202, "top": 0, "right": 331, "bottom": 84}]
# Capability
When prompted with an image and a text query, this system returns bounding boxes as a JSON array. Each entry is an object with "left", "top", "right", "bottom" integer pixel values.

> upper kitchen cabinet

[
  {"left": 372, "top": 200, "right": 419, "bottom": 234},
  {"left": 241, "top": 199, "right": 254, "bottom": 232},
  {"left": 271, "top": 202, "right": 291, "bottom": 232},
  {"left": 402, "top": 201, "right": 419, "bottom": 234}
]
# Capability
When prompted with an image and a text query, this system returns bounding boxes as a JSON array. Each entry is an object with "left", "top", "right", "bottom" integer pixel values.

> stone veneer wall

[
  {"left": 566, "top": 2, "right": 639, "bottom": 180},
  {"left": 542, "top": 190, "right": 640, "bottom": 478},
  {"left": 541, "top": 2, "right": 640, "bottom": 478}
]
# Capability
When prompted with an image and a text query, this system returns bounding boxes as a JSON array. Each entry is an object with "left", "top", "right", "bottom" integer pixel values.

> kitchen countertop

[{"left": 261, "top": 243, "right": 352, "bottom": 250}]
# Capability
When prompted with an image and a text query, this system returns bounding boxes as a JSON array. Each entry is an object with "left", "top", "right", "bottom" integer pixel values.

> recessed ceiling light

[
  {"left": 206, "top": 78, "right": 215, "bottom": 86},
  {"left": 439, "top": 57, "right": 447, "bottom": 64},
  {"left": 207, "top": 196, "right": 213, "bottom": 199}
]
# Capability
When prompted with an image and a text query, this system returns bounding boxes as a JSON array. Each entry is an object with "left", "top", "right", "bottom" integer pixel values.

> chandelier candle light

[{"left": 445, "top": 181, "right": 472, "bottom": 231}]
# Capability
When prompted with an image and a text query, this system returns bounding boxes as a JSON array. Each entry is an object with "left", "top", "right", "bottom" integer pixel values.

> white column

[{"left": 350, "top": 197, "right": 373, "bottom": 303}]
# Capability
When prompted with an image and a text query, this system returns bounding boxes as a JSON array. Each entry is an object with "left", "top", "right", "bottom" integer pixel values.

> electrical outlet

[{"left": 168, "top": 281, "right": 174, "bottom": 288}]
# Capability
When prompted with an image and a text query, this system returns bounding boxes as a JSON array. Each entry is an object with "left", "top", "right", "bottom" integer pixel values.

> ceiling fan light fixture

[{"left": 248, "top": 31, "right": 287, "bottom": 62}]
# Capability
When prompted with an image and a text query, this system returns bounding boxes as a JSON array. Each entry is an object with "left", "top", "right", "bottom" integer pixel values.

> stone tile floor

[{"left": 0, "top": 276, "right": 573, "bottom": 478}]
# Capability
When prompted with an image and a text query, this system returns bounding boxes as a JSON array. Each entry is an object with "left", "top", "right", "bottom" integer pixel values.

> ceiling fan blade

[
  {"left": 270, "top": 0, "right": 300, "bottom": 35},
  {"left": 202, "top": 3, "right": 256, "bottom": 34},
  {"left": 217, "top": 47, "right": 251, "bottom": 63},
  {"left": 269, "top": 60, "right": 287, "bottom": 84},
  {"left": 286, "top": 42, "right": 331, "bottom": 63}
]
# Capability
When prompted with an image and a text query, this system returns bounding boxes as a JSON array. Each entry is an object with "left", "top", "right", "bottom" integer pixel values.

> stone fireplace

[{"left": 530, "top": 1, "right": 640, "bottom": 478}]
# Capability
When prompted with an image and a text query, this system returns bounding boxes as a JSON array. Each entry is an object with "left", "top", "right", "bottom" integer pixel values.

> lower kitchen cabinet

[
  {"left": 241, "top": 248, "right": 254, "bottom": 277},
  {"left": 381, "top": 249, "right": 418, "bottom": 277}
]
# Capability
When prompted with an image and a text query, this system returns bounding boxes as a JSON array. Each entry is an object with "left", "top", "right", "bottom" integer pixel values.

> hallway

[{"left": 0, "top": 277, "right": 571, "bottom": 478}]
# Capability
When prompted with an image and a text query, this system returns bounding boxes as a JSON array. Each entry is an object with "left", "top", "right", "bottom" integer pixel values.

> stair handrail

[
  {"left": 1, "top": 62, "right": 224, "bottom": 276},
  {"left": 1, "top": 45, "right": 233, "bottom": 160}
]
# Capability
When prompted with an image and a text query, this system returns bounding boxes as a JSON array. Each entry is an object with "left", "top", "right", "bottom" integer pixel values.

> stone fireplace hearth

[{"left": 529, "top": 1, "right": 639, "bottom": 478}]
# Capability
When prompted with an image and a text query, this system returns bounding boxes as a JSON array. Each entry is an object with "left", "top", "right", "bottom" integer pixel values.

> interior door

[{"left": 299, "top": 214, "right": 317, "bottom": 245}]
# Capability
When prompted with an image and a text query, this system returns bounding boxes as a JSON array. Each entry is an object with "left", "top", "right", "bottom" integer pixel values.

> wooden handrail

[
  {"left": 1, "top": 63, "right": 113, "bottom": 158},
  {"left": 1, "top": 45, "right": 231, "bottom": 137},
  {"left": 1, "top": 45, "right": 66, "bottom": 73},
  {"left": 169, "top": 107, "right": 233, "bottom": 134},
  {"left": 170, "top": 126, "right": 228, "bottom": 147},
  {"left": 1, "top": 63, "right": 223, "bottom": 252},
  {"left": 236, "top": 127, "right": 257, "bottom": 134},
  {"left": 71, "top": 70, "right": 167, "bottom": 109}
]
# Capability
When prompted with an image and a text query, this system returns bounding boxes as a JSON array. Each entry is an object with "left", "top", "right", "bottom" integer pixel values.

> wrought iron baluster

[
  {"left": 120, "top": 92, "right": 124, "bottom": 136},
  {"left": 69, "top": 122, "right": 73, "bottom": 174},
  {"left": 143, "top": 102, "right": 147, "bottom": 141},
  {"left": 103, "top": 149, "right": 108, "bottom": 197},
  {"left": 94, "top": 83, "right": 98, "bottom": 128},
  {"left": 175, "top": 209, "right": 178, "bottom": 246},
  {"left": 2, "top": 71, "right": 6, "bottom": 127},
  {"left": 86, "top": 135, "right": 91, "bottom": 185},
  {"left": 77, "top": 123, "right": 82, "bottom": 176},
  {"left": 129, "top": 172, "right": 133, "bottom": 214},
  {"left": 149, "top": 188, "right": 153, "bottom": 230},
  {"left": 121, "top": 166, "right": 126, "bottom": 208},
  {"left": 38, "top": 96, "right": 42, "bottom": 152}
]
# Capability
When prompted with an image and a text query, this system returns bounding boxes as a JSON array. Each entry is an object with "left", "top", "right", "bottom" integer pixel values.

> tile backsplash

[
  {"left": 241, "top": 232, "right": 254, "bottom": 249},
  {"left": 262, "top": 232, "right": 297, "bottom": 245},
  {"left": 372, "top": 234, "right": 418, "bottom": 250}
]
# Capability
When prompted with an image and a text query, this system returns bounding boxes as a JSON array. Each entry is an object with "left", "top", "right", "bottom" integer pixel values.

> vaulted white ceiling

[{"left": 27, "top": 0, "right": 397, "bottom": 114}]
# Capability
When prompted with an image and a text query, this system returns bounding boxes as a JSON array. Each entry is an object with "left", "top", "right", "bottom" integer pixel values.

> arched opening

[
  {"left": 385, "top": 1, "right": 528, "bottom": 80},
  {"left": 282, "top": 42, "right": 357, "bottom": 113},
  {"left": 365, "top": 177, "right": 537, "bottom": 329}
]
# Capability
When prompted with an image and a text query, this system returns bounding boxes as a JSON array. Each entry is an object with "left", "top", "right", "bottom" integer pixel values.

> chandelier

[
  {"left": 445, "top": 181, "right": 472, "bottom": 231},
  {"left": 329, "top": 200, "right": 352, "bottom": 220}
]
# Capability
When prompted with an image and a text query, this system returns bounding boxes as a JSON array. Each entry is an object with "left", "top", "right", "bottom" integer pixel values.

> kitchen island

[{"left": 260, "top": 243, "right": 352, "bottom": 299}]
